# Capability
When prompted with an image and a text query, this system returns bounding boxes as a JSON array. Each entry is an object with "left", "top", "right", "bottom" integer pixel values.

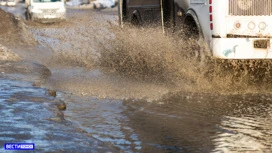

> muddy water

[
  {"left": 1, "top": 6, "right": 272, "bottom": 153},
  {"left": 124, "top": 93, "right": 272, "bottom": 152},
  {"left": 1, "top": 74, "right": 272, "bottom": 152},
  {"left": 0, "top": 78, "right": 117, "bottom": 152},
  {"left": 55, "top": 90, "right": 272, "bottom": 152}
]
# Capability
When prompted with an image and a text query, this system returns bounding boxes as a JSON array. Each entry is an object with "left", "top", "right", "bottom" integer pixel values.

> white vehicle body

[
  {"left": 26, "top": 0, "right": 66, "bottom": 23},
  {"left": 120, "top": 0, "right": 272, "bottom": 59},
  {"left": 178, "top": 0, "right": 272, "bottom": 59}
]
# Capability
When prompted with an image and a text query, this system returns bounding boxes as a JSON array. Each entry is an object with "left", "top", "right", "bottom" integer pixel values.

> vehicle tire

[
  {"left": 183, "top": 13, "right": 209, "bottom": 66},
  {"left": 184, "top": 26, "right": 205, "bottom": 63}
]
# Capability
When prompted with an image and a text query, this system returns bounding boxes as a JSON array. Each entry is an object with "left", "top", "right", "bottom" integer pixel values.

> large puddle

[
  {"left": 1, "top": 75, "right": 272, "bottom": 152},
  {"left": 0, "top": 78, "right": 117, "bottom": 152},
  {"left": 57, "top": 90, "right": 272, "bottom": 152}
]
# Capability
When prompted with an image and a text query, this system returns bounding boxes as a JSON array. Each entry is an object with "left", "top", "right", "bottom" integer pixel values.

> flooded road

[
  {"left": 57, "top": 90, "right": 272, "bottom": 152},
  {"left": 1, "top": 72, "right": 272, "bottom": 152},
  {"left": 0, "top": 77, "right": 117, "bottom": 152},
  {"left": 1, "top": 4, "right": 272, "bottom": 153},
  {"left": 123, "top": 93, "right": 272, "bottom": 152}
]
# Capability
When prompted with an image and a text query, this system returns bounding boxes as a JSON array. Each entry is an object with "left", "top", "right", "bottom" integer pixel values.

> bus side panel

[{"left": 174, "top": 0, "right": 190, "bottom": 11}]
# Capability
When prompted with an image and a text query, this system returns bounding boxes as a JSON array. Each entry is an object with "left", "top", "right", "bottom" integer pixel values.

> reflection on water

[
  {"left": 0, "top": 78, "right": 117, "bottom": 152},
  {"left": 59, "top": 93, "right": 142, "bottom": 152},
  {"left": 60, "top": 91, "right": 272, "bottom": 152},
  {"left": 212, "top": 98, "right": 272, "bottom": 153},
  {"left": 1, "top": 75, "right": 271, "bottom": 153},
  {"left": 213, "top": 116, "right": 272, "bottom": 153}
]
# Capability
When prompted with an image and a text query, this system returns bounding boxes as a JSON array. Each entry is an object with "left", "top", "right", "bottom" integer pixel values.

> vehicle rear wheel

[
  {"left": 185, "top": 29, "right": 206, "bottom": 64},
  {"left": 183, "top": 15, "right": 209, "bottom": 66}
]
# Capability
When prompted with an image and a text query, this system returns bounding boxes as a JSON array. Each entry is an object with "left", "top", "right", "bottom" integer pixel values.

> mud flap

[
  {"left": 160, "top": 0, "right": 165, "bottom": 34},
  {"left": 118, "top": 0, "right": 123, "bottom": 28}
]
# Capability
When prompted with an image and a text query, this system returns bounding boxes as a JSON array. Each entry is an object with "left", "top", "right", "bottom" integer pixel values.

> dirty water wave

[
  {"left": 97, "top": 25, "right": 272, "bottom": 95},
  {"left": 32, "top": 16, "right": 272, "bottom": 100},
  {"left": 3, "top": 6, "right": 272, "bottom": 99}
]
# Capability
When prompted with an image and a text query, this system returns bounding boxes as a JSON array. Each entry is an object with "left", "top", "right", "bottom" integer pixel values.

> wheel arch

[
  {"left": 184, "top": 9, "right": 202, "bottom": 39},
  {"left": 184, "top": 9, "right": 212, "bottom": 56}
]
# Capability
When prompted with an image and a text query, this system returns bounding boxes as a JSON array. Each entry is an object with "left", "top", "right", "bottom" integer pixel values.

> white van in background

[{"left": 25, "top": 0, "right": 66, "bottom": 23}]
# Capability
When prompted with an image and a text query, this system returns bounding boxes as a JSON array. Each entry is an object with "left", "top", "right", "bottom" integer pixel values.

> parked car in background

[
  {"left": 0, "top": 0, "right": 17, "bottom": 6},
  {"left": 25, "top": 0, "right": 66, "bottom": 23}
]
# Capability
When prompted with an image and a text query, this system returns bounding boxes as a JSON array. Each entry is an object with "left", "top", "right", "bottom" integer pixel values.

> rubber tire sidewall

[{"left": 184, "top": 10, "right": 207, "bottom": 65}]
